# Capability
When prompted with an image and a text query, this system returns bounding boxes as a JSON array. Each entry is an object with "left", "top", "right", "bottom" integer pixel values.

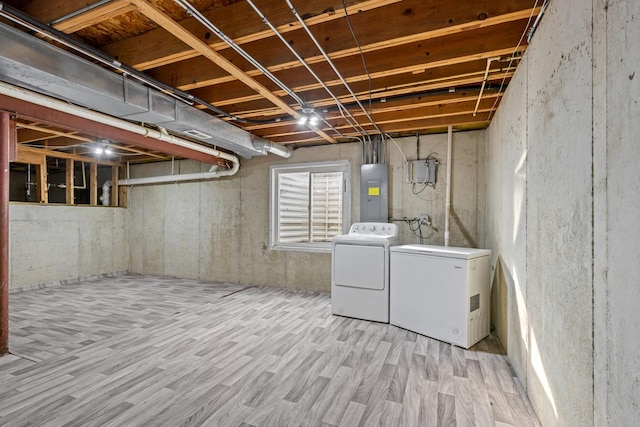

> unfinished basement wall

[
  {"left": 592, "top": 0, "right": 640, "bottom": 425},
  {"left": 9, "top": 204, "right": 130, "bottom": 290},
  {"left": 486, "top": 0, "right": 640, "bottom": 424},
  {"left": 127, "top": 131, "right": 485, "bottom": 292}
]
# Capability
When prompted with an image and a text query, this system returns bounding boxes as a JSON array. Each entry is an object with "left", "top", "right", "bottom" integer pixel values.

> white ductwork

[{"left": 0, "top": 81, "right": 241, "bottom": 179}]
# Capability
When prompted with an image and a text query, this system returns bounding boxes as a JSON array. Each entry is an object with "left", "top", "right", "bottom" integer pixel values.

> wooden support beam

[
  {"left": 37, "top": 162, "right": 48, "bottom": 203},
  {"left": 106, "top": 0, "right": 395, "bottom": 70},
  {"left": 111, "top": 166, "right": 119, "bottom": 207},
  {"left": 0, "top": 112, "right": 11, "bottom": 355},
  {"left": 18, "top": 146, "right": 120, "bottom": 167},
  {"left": 66, "top": 159, "right": 75, "bottom": 205},
  {"left": 1, "top": 96, "right": 227, "bottom": 167},
  {"left": 52, "top": 0, "right": 136, "bottom": 34},
  {"left": 128, "top": 0, "right": 337, "bottom": 144},
  {"left": 90, "top": 163, "right": 98, "bottom": 206}
]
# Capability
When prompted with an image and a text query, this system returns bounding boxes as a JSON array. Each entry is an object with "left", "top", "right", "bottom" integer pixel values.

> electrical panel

[
  {"left": 403, "top": 158, "right": 439, "bottom": 186},
  {"left": 361, "top": 163, "right": 388, "bottom": 222}
]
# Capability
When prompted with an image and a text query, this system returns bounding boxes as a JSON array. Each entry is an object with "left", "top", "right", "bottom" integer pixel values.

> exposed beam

[
  {"left": 256, "top": 99, "right": 496, "bottom": 139},
  {"left": 128, "top": 0, "right": 337, "bottom": 144},
  {"left": 66, "top": 159, "right": 75, "bottom": 205},
  {"left": 52, "top": 0, "right": 137, "bottom": 34},
  {"left": 19, "top": 146, "right": 121, "bottom": 167},
  {"left": 0, "top": 94, "right": 227, "bottom": 166},
  {"left": 106, "top": 0, "right": 400, "bottom": 70},
  {"left": 20, "top": 0, "right": 109, "bottom": 25},
  {"left": 0, "top": 112, "right": 11, "bottom": 356},
  {"left": 271, "top": 112, "right": 492, "bottom": 144},
  {"left": 185, "top": 20, "right": 527, "bottom": 110},
  {"left": 90, "top": 163, "right": 98, "bottom": 206},
  {"left": 145, "top": 3, "right": 536, "bottom": 89}
]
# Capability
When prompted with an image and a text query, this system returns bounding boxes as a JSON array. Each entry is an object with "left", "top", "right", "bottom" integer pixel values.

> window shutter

[
  {"left": 277, "top": 172, "right": 310, "bottom": 243},
  {"left": 311, "top": 172, "right": 343, "bottom": 242}
]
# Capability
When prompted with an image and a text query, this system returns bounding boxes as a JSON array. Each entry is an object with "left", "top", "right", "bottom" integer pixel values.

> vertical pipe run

[
  {"left": 0, "top": 112, "right": 11, "bottom": 355},
  {"left": 444, "top": 125, "right": 452, "bottom": 247}
]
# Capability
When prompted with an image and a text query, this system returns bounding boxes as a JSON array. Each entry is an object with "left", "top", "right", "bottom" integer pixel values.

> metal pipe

[
  {"left": 47, "top": 0, "right": 113, "bottom": 25},
  {"left": 285, "top": 0, "right": 384, "bottom": 136},
  {"left": 119, "top": 163, "right": 238, "bottom": 186},
  {"left": 173, "top": 0, "right": 305, "bottom": 108},
  {"left": 0, "top": 81, "right": 240, "bottom": 175},
  {"left": 444, "top": 125, "right": 452, "bottom": 247},
  {"left": 0, "top": 2, "right": 282, "bottom": 125},
  {"left": 245, "top": 0, "right": 368, "bottom": 138},
  {"left": 0, "top": 112, "right": 10, "bottom": 355}
]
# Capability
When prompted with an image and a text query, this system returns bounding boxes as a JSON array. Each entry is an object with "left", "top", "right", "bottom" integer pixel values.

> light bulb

[
  {"left": 297, "top": 115, "right": 308, "bottom": 125},
  {"left": 309, "top": 115, "right": 319, "bottom": 126},
  {"left": 104, "top": 148, "right": 113, "bottom": 155},
  {"left": 95, "top": 147, "right": 104, "bottom": 155}
]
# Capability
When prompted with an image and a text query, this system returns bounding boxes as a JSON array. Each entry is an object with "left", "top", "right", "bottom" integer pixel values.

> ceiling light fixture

[{"left": 297, "top": 105, "right": 320, "bottom": 127}]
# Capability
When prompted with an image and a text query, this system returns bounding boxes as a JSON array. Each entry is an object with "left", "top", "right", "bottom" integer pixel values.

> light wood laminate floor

[{"left": 1, "top": 274, "right": 540, "bottom": 426}]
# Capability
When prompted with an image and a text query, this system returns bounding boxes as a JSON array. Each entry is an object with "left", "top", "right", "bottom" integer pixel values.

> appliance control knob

[{"left": 368, "top": 225, "right": 376, "bottom": 232}]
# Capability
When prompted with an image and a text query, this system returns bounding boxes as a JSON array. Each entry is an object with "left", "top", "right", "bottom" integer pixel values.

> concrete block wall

[
  {"left": 486, "top": 0, "right": 640, "bottom": 425},
  {"left": 127, "top": 131, "right": 486, "bottom": 292},
  {"left": 9, "top": 204, "right": 130, "bottom": 290}
]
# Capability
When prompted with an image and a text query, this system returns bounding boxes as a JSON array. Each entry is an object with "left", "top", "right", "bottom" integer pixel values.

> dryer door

[{"left": 333, "top": 244, "right": 386, "bottom": 290}]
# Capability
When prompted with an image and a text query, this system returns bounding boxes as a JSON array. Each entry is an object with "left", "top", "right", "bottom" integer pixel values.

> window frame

[{"left": 269, "top": 160, "right": 351, "bottom": 253}]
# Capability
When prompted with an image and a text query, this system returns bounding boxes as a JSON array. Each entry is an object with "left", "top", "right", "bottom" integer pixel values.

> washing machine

[
  {"left": 331, "top": 222, "right": 399, "bottom": 323},
  {"left": 390, "top": 244, "right": 491, "bottom": 348}
]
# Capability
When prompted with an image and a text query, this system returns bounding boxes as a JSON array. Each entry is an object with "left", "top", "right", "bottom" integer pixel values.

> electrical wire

[
  {"left": 0, "top": 2, "right": 286, "bottom": 125},
  {"left": 384, "top": 134, "right": 407, "bottom": 163},
  {"left": 244, "top": 0, "right": 368, "bottom": 139},
  {"left": 285, "top": 0, "right": 384, "bottom": 136},
  {"left": 174, "top": 0, "right": 306, "bottom": 108},
  {"left": 340, "top": 0, "right": 373, "bottom": 115},
  {"left": 487, "top": 0, "right": 541, "bottom": 121}
]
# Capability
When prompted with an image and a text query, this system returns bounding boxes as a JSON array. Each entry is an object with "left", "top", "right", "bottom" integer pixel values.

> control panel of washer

[{"left": 348, "top": 222, "right": 399, "bottom": 238}]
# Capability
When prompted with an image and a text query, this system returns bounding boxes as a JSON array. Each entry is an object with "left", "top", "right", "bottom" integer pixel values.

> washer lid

[{"left": 390, "top": 244, "right": 491, "bottom": 260}]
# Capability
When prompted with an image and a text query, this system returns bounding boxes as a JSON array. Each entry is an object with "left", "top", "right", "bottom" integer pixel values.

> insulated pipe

[
  {"left": 0, "top": 82, "right": 240, "bottom": 175},
  {"left": 119, "top": 163, "right": 239, "bottom": 186},
  {"left": 100, "top": 180, "right": 112, "bottom": 206},
  {"left": 444, "top": 125, "right": 453, "bottom": 247},
  {"left": 0, "top": 112, "right": 10, "bottom": 355}
]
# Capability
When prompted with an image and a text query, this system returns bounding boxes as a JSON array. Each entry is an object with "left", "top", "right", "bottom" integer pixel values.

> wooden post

[
  {"left": 66, "top": 159, "right": 74, "bottom": 205},
  {"left": 37, "top": 161, "right": 47, "bottom": 203},
  {"left": 90, "top": 163, "right": 98, "bottom": 206},
  {"left": 0, "top": 112, "right": 12, "bottom": 355},
  {"left": 111, "top": 166, "right": 119, "bottom": 207}
]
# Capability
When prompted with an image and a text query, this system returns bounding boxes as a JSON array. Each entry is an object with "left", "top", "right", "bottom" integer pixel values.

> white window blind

[{"left": 270, "top": 161, "right": 350, "bottom": 252}]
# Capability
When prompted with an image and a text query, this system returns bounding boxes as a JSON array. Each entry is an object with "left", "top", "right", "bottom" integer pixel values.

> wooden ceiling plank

[
  {"left": 18, "top": 146, "right": 121, "bottom": 167},
  {"left": 20, "top": 0, "right": 104, "bottom": 25},
  {"left": 52, "top": 1, "right": 137, "bottom": 34},
  {"left": 128, "top": 0, "right": 337, "bottom": 144},
  {"left": 104, "top": 0, "right": 401, "bottom": 70},
  {"left": 184, "top": 19, "right": 528, "bottom": 104},
  {"left": 156, "top": 8, "right": 534, "bottom": 92},
  {"left": 254, "top": 98, "right": 496, "bottom": 138},
  {"left": 18, "top": 123, "right": 93, "bottom": 143},
  {"left": 212, "top": 69, "right": 514, "bottom": 120}
]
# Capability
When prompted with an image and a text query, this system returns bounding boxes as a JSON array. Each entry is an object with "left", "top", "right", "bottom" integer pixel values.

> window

[{"left": 270, "top": 161, "right": 350, "bottom": 252}]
